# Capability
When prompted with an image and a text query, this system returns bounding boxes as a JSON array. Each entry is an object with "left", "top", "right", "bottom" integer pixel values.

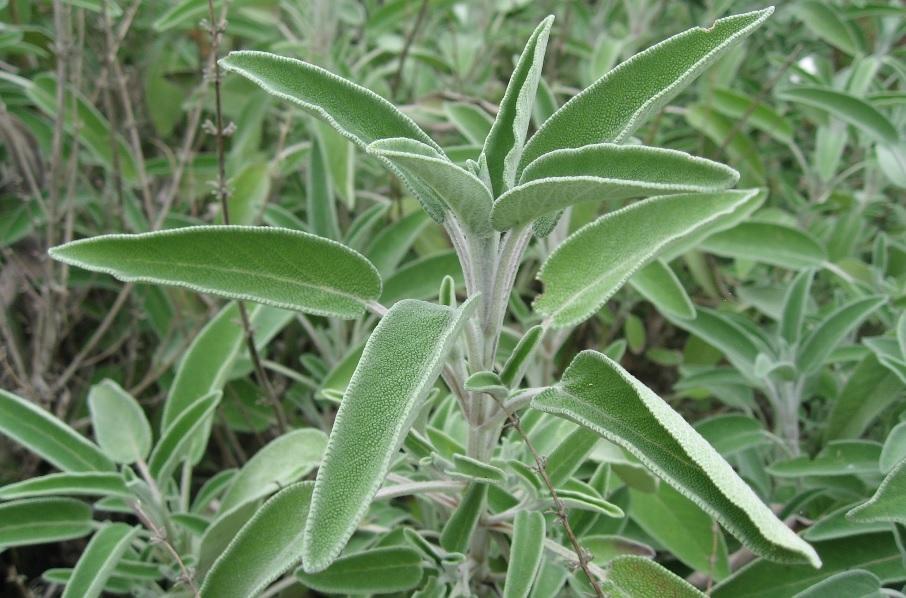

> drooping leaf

[
  {"left": 603, "top": 556, "right": 705, "bottom": 597},
  {"left": 491, "top": 144, "right": 739, "bottom": 231},
  {"left": 0, "top": 472, "right": 129, "bottom": 500},
  {"left": 201, "top": 482, "right": 314, "bottom": 598},
  {"left": 630, "top": 260, "right": 696, "bottom": 320},
  {"left": 701, "top": 222, "right": 827, "bottom": 269},
  {"left": 779, "top": 87, "right": 899, "bottom": 143},
  {"left": 303, "top": 298, "right": 477, "bottom": 572},
  {"left": 87, "top": 380, "right": 152, "bottom": 465},
  {"left": 0, "top": 498, "right": 94, "bottom": 547},
  {"left": 518, "top": 8, "right": 774, "bottom": 172},
  {"left": 880, "top": 422, "right": 906, "bottom": 474},
  {"left": 670, "top": 307, "right": 762, "bottom": 375},
  {"left": 503, "top": 511, "right": 546, "bottom": 598},
  {"left": 482, "top": 16, "right": 554, "bottom": 195},
  {"left": 0, "top": 389, "right": 114, "bottom": 473},
  {"left": 49, "top": 226, "right": 382, "bottom": 319},
  {"left": 62, "top": 524, "right": 138, "bottom": 598},
  {"left": 148, "top": 391, "right": 221, "bottom": 483},
  {"left": 450, "top": 454, "right": 507, "bottom": 484},
  {"left": 535, "top": 189, "right": 761, "bottom": 328},
  {"left": 796, "top": 296, "right": 886, "bottom": 373},
  {"left": 533, "top": 351, "right": 820, "bottom": 566}
]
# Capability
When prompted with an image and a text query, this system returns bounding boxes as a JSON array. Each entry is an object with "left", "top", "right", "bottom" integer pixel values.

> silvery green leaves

[{"left": 533, "top": 350, "right": 820, "bottom": 566}]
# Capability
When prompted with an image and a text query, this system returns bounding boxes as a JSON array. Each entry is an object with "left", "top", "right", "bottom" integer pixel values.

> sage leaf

[
  {"left": 500, "top": 324, "right": 544, "bottom": 387},
  {"left": 201, "top": 482, "right": 314, "bottom": 598},
  {"left": 825, "top": 355, "right": 903, "bottom": 440},
  {"left": 307, "top": 136, "right": 341, "bottom": 240},
  {"left": 780, "top": 269, "right": 815, "bottom": 344},
  {"left": 49, "top": 226, "right": 382, "bottom": 319},
  {"left": 63, "top": 524, "right": 138, "bottom": 598},
  {"left": 481, "top": 16, "right": 554, "bottom": 195},
  {"left": 711, "top": 88, "right": 793, "bottom": 144},
  {"left": 779, "top": 87, "right": 899, "bottom": 144},
  {"left": 366, "top": 210, "right": 430, "bottom": 277},
  {"left": 768, "top": 441, "right": 881, "bottom": 478},
  {"left": 0, "top": 389, "right": 114, "bottom": 472},
  {"left": 296, "top": 546, "right": 424, "bottom": 595},
  {"left": 518, "top": 8, "right": 773, "bottom": 172},
  {"left": 440, "top": 482, "right": 488, "bottom": 553},
  {"left": 444, "top": 102, "right": 493, "bottom": 146},
  {"left": 793, "top": 570, "right": 882, "bottom": 598},
  {"left": 669, "top": 307, "right": 761, "bottom": 375},
  {"left": 0, "top": 498, "right": 93, "bottom": 547},
  {"left": 629, "top": 260, "right": 696, "bottom": 320},
  {"left": 880, "top": 422, "right": 906, "bottom": 474},
  {"left": 492, "top": 144, "right": 739, "bottom": 230},
  {"left": 88, "top": 379, "right": 152, "bottom": 464},
  {"left": 532, "top": 350, "right": 820, "bottom": 566},
  {"left": 795, "top": 1, "right": 863, "bottom": 56},
  {"left": 503, "top": 511, "right": 546, "bottom": 598},
  {"left": 0, "top": 472, "right": 129, "bottom": 500},
  {"left": 303, "top": 297, "right": 478, "bottom": 572},
  {"left": 450, "top": 454, "right": 506, "bottom": 484},
  {"left": 535, "top": 189, "right": 761, "bottom": 328},
  {"left": 796, "top": 296, "right": 886, "bottom": 373},
  {"left": 148, "top": 391, "right": 221, "bottom": 483},
  {"left": 701, "top": 222, "right": 827, "bottom": 269},
  {"left": 603, "top": 556, "right": 705, "bottom": 597},
  {"left": 847, "top": 458, "right": 906, "bottom": 525}
]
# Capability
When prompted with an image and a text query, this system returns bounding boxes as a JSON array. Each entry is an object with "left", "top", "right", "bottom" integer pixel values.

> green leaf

[
  {"left": 710, "top": 88, "right": 793, "bottom": 144},
  {"left": 533, "top": 350, "right": 820, "bottom": 566},
  {"left": 307, "top": 136, "right": 341, "bottom": 240},
  {"left": 500, "top": 325, "right": 545, "bottom": 387},
  {"left": 381, "top": 251, "right": 464, "bottom": 305},
  {"left": 794, "top": 570, "right": 882, "bottom": 598},
  {"left": 603, "top": 556, "right": 705, "bottom": 597},
  {"left": 780, "top": 269, "right": 815, "bottom": 344},
  {"left": 546, "top": 427, "right": 600, "bottom": 487},
  {"left": 779, "top": 87, "right": 899, "bottom": 144},
  {"left": 534, "top": 189, "right": 761, "bottom": 328},
  {"left": 825, "top": 355, "right": 904, "bottom": 440},
  {"left": 557, "top": 486, "right": 623, "bottom": 517},
  {"left": 63, "top": 524, "right": 138, "bottom": 598},
  {"left": 518, "top": 8, "right": 773, "bottom": 172},
  {"left": 0, "top": 389, "right": 113, "bottom": 472},
  {"left": 444, "top": 102, "right": 494, "bottom": 145},
  {"left": 201, "top": 482, "right": 314, "bottom": 598},
  {"left": 220, "top": 162, "right": 271, "bottom": 226},
  {"left": 848, "top": 458, "right": 906, "bottom": 525},
  {"left": 219, "top": 428, "right": 326, "bottom": 512},
  {"left": 630, "top": 260, "right": 696, "bottom": 320},
  {"left": 49, "top": 226, "right": 382, "bottom": 319},
  {"left": 296, "top": 546, "right": 423, "bottom": 594},
  {"left": 368, "top": 138, "right": 494, "bottom": 237},
  {"left": 584, "top": 535, "right": 655, "bottom": 564},
  {"left": 695, "top": 415, "right": 770, "bottom": 457},
  {"left": 481, "top": 16, "right": 554, "bottom": 195},
  {"left": 148, "top": 391, "right": 221, "bottom": 483},
  {"left": 630, "top": 484, "right": 730, "bottom": 579},
  {"left": 87, "top": 380, "right": 152, "bottom": 465},
  {"left": 303, "top": 298, "right": 477, "bottom": 572},
  {"left": 0, "top": 498, "right": 93, "bottom": 547},
  {"left": 767, "top": 441, "right": 882, "bottom": 477},
  {"left": 450, "top": 454, "right": 506, "bottom": 484},
  {"left": 880, "top": 422, "right": 906, "bottom": 474},
  {"left": 440, "top": 482, "right": 488, "bottom": 553},
  {"left": 315, "top": 120, "right": 356, "bottom": 210},
  {"left": 701, "top": 222, "right": 827, "bottom": 269},
  {"left": 803, "top": 503, "right": 890, "bottom": 542},
  {"left": 686, "top": 104, "right": 766, "bottom": 181},
  {"left": 366, "top": 210, "right": 430, "bottom": 277},
  {"left": 492, "top": 144, "right": 739, "bottom": 231},
  {"left": 796, "top": 296, "right": 886, "bottom": 373},
  {"left": 503, "top": 511, "right": 546, "bottom": 598},
  {"left": 671, "top": 308, "right": 761, "bottom": 374},
  {"left": 795, "top": 1, "right": 863, "bottom": 56},
  {"left": 0, "top": 472, "right": 129, "bottom": 500}
]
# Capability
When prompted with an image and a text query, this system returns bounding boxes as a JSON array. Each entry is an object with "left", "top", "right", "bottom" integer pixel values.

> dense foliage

[{"left": 0, "top": 1, "right": 904, "bottom": 596}]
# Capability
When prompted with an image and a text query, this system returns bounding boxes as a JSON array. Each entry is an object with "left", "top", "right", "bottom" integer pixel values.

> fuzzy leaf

[
  {"left": 630, "top": 260, "right": 696, "bottom": 320},
  {"left": 450, "top": 454, "right": 507, "bottom": 484},
  {"left": 847, "top": 458, "right": 906, "bottom": 525},
  {"left": 482, "top": 16, "right": 554, "bottom": 195},
  {"left": 518, "top": 8, "right": 773, "bottom": 172},
  {"left": 0, "top": 472, "right": 129, "bottom": 500},
  {"left": 825, "top": 355, "right": 903, "bottom": 440},
  {"left": 781, "top": 269, "right": 815, "bottom": 344},
  {"left": 0, "top": 498, "right": 93, "bottom": 547},
  {"left": 296, "top": 546, "right": 423, "bottom": 594},
  {"left": 767, "top": 441, "right": 882, "bottom": 478},
  {"left": 440, "top": 482, "right": 488, "bottom": 553},
  {"left": 303, "top": 298, "right": 477, "bottom": 572},
  {"left": 366, "top": 210, "right": 430, "bottom": 277},
  {"left": 779, "top": 87, "right": 899, "bottom": 144},
  {"left": 500, "top": 324, "right": 545, "bottom": 387},
  {"left": 711, "top": 88, "right": 793, "bottom": 144},
  {"left": 603, "top": 556, "right": 705, "bottom": 597},
  {"left": 63, "top": 524, "right": 138, "bottom": 598},
  {"left": 533, "top": 350, "right": 820, "bottom": 566},
  {"left": 796, "top": 296, "right": 886, "bottom": 373},
  {"left": 445, "top": 102, "right": 494, "bottom": 145},
  {"left": 201, "top": 482, "right": 314, "bottom": 598},
  {"left": 307, "top": 136, "right": 341, "bottom": 240},
  {"left": 88, "top": 380, "right": 152, "bottom": 464},
  {"left": 793, "top": 570, "right": 882, "bottom": 598},
  {"left": 503, "top": 511, "right": 546, "bottom": 598},
  {"left": 49, "top": 226, "right": 382, "bottom": 320},
  {"left": 795, "top": 1, "right": 863, "bottom": 56},
  {"left": 492, "top": 144, "right": 739, "bottom": 230},
  {"left": 0, "top": 389, "right": 113, "bottom": 472},
  {"left": 701, "top": 222, "right": 827, "bottom": 269},
  {"left": 148, "top": 391, "right": 221, "bottom": 483},
  {"left": 535, "top": 189, "right": 761, "bottom": 328}
]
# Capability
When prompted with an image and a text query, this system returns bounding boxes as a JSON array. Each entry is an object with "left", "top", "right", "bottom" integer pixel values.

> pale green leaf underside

[
  {"left": 88, "top": 379, "right": 152, "bottom": 464},
  {"left": 535, "top": 189, "right": 761, "bottom": 328},
  {"left": 303, "top": 297, "right": 478, "bottom": 572},
  {"left": 0, "top": 389, "right": 114, "bottom": 473},
  {"left": 49, "top": 226, "right": 382, "bottom": 320},
  {"left": 503, "top": 510, "right": 546, "bottom": 598},
  {"left": 491, "top": 143, "right": 739, "bottom": 230},
  {"left": 701, "top": 221, "right": 827, "bottom": 269},
  {"left": 518, "top": 8, "right": 773, "bottom": 173},
  {"left": 533, "top": 350, "right": 820, "bottom": 567},
  {"left": 63, "top": 523, "right": 137, "bottom": 598}
]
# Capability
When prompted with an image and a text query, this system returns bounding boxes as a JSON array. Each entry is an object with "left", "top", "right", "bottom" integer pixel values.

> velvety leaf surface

[
  {"left": 296, "top": 547, "right": 424, "bottom": 594},
  {"left": 825, "top": 354, "right": 903, "bottom": 440},
  {"left": 793, "top": 570, "right": 883, "bottom": 598},
  {"left": 88, "top": 379, "right": 152, "bottom": 464},
  {"left": 303, "top": 297, "right": 477, "bottom": 572},
  {"left": 440, "top": 482, "right": 488, "bottom": 553},
  {"left": 629, "top": 260, "right": 697, "bottom": 320},
  {"left": 796, "top": 296, "right": 886, "bottom": 373},
  {"left": 49, "top": 226, "right": 382, "bottom": 319},
  {"left": 0, "top": 472, "right": 129, "bottom": 500},
  {"left": 62, "top": 523, "right": 137, "bottom": 598},
  {"left": 779, "top": 87, "right": 899, "bottom": 143},
  {"left": 503, "top": 511, "right": 545, "bottom": 598},
  {"left": 533, "top": 350, "right": 820, "bottom": 566},
  {"left": 603, "top": 556, "right": 705, "bottom": 597},
  {"left": 847, "top": 458, "right": 906, "bottom": 525},
  {"left": 700, "top": 222, "right": 827, "bottom": 269},
  {"left": 0, "top": 498, "right": 94, "bottom": 547},
  {"left": 148, "top": 391, "right": 221, "bottom": 483}
]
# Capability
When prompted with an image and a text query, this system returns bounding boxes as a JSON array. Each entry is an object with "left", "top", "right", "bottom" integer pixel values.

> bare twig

[{"left": 131, "top": 501, "right": 199, "bottom": 597}]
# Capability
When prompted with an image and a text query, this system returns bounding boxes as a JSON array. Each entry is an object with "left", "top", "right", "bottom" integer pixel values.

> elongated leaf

[
  {"left": 482, "top": 16, "right": 554, "bottom": 195},
  {"left": 381, "top": 251, "right": 464, "bottom": 305},
  {"left": 368, "top": 139, "right": 494, "bottom": 236},
  {"left": 686, "top": 104, "right": 766, "bottom": 181},
  {"left": 221, "top": 162, "right": 270, "bottom": 226},
  {"left": 0, "top": 472, "right": 129, "bottom": 500},
  {"left": 148, "top": 391, "right": 221, "bottom": 483},
  {"left": 711, "top": 88, "right": 793, "bottom": 144},
  {"left": 767, "top": 441, "right": 882, "bottom": 477},
  {"left": 630, "top": 260, "right": 696, "bottom": 320},
  {"left": 366, "top": 210, "right": 430, "bottom": 277},
  {"left": 533, "top": 351, "right": 820, "bottom": 566},
  {"left": 701, "top": 222, "right": 826, "bottom": 269},
  {"left": 500, "top": 324, "right": 545, "bottom": 387},
  {"left": 503, "top": 511, "right": 546, "bottom": 598},
  {"left": 0, "top": 498, "right": 93, "bottom": 547},
  {"left": 88, "top": 380, "right": 152, "bottom": 464},
  {"left": 201, "top": 482, "right": 314, "bottom": 598},
  {"left": 49, "top": 226, "right": 382, "bottom": 319},
  {"left": 492, "top": 144, "right": 738, "bottom": 230},
  {"left": 797, "top": 296, "right": 886, "bottom": 373},
  {"left": 847, "top": 458, "right": 906, "bottom": 525},
  {"left": 220, "top": 428, "right": 326, "bottom": 512},
  {"left": 825, "top": 354, "right": 903, "bottom": 440},
  {"left": 296, "top": 547, "right": 423, "bottom": 594},
  {"left": 303, "top": 298, "right": 478, "bottom": 572},
  {"left": 670, "top": 308, "right": 761, "bottom": 374},
  {"left": 307, "top": 136, "right": 340, "bottom": 240},
  {"left": 315, "top": 120, "right": 356, "bottom": 210},
  {"left": 603, "top": 556, "right": 704, "bottom": 597},
  {"left": 779, "top": 87, "right": 899, "bottom": 143},
  {"left": 63, "top": 524, "right": 138, "bottom": 598},
  {"left": 440, "top": 482, "right": 488, "bottom": 553},
  {"left": 796, "top": 1, "right": 863, "bottom": 56},
  {"left": 535, "top": 189, "right": 761, "bottom": 328},
  {"left": 880, "top": 422, "right": 906, "bottom": 474},
  {"left": 444, "top": 102, "right": 494, "bottom": 146},
  {"left": 0, "top": 389, "right": 113, "bottom": 472},
  {"left": 450, "top": 454, "right": 506, "bottom": 484},
  {"left": 793, "top": 570, "right": 882, "bottom": 598},
  {"left": 518, "top": 8, "right": 773, "bottom": 172},
  {"left": 781, "top": 270, "right": 815, "bottom": 344}
]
